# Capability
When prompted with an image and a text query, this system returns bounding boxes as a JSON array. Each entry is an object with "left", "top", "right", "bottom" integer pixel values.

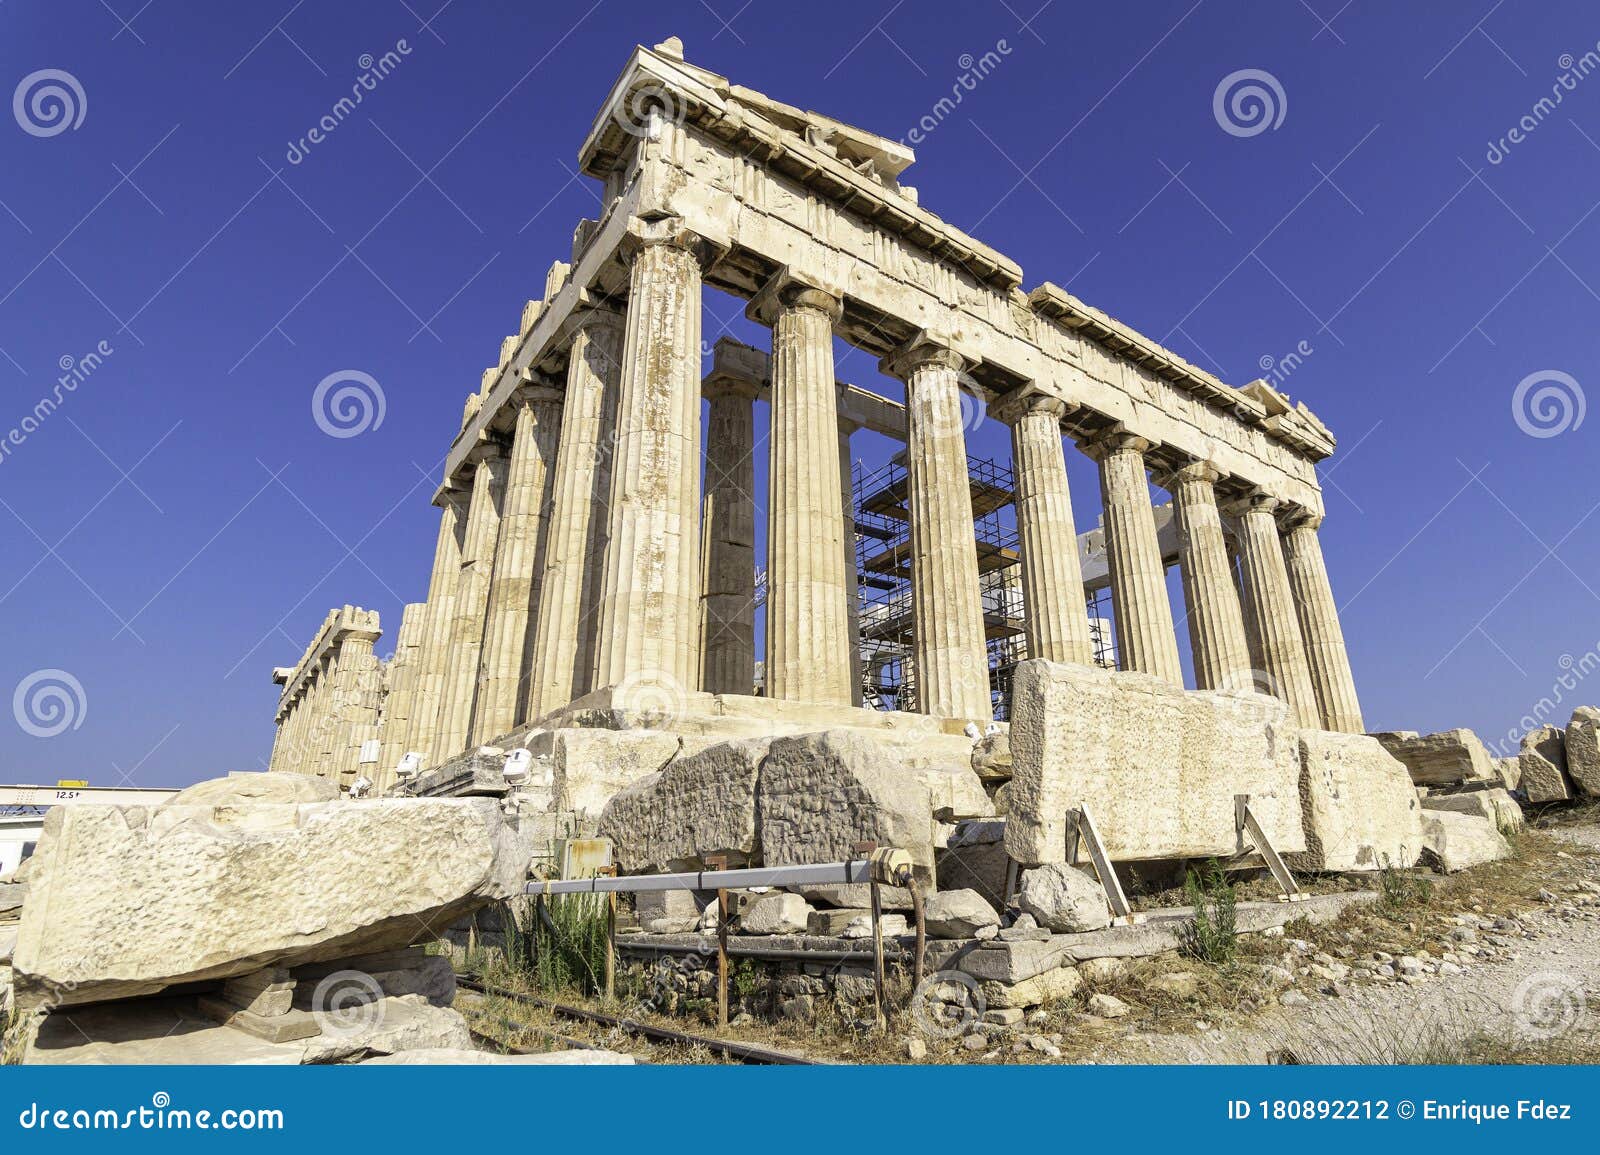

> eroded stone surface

[
  {"left": 1372, "top": 729, "right": 1497, "bottom": 786},
  {"left": 13, "top": 782, "right": 521, "bottom": 1008},
  {"left": 1014, "top": 864, "right": 1111, "bottom": 933},
  {"left": 1288, "top": 730, "right": 1422, "bottom": 872},
  {"left": 922, "top": 889, "right": 1000, "bottom": 938},
  {"left": 552, "top": 728, "right": 682, "bottom": 817},
  {"left": 1565, "top": 706, "right": 1600, "bottom": 797},
  {"left": 1518, "top": 725, "right": 1572, "bottom": 804},
  {"left": 757, "top": 730, "right": 934, "bottom": 880},
  {"left": 598, "top": 739, "right": 765, "bottom": 872},
  {"left": 1419, "top": 810, "right": 1511, "bottom": 873}
]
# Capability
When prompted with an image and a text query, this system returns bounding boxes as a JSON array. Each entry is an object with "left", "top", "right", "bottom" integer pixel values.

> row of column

[
  {"left": 1001, "top": 412, "right": 1364, "bottom": 733},
  {"left": 268, "top": 608, "right": 384, "bottom": 781},
  {"left": 392, "top": 219, "right": 1363, "bottom": 770}
]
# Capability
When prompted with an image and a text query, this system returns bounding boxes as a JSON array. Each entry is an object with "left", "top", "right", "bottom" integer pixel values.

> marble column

[
  {"left": 527, "top": 309, "right": 625, "bottom": 718},
  {"left": 1001, "top": 394, "right": 1095, "bottom": 666},
  {"left": 1280, "top": 508, "right": 1364, "bottom": 733},
  {"left": 330, "top": 621, "right": 381, "bottom": 784},
  {"left": 840, "top": 421, "right": 863, "bottom": 706},
  {"left": 1223, "top": 490, "right": 1320, "bottom": 728},
  {"left": 376, "top": 601, "right": 426, "bottom": 784},
  {"left": 594, "top": 228, "right": 705, "bottom": 698},
  {"left": 472, "top": 385, "right": 564, "bottom": 743},
  {"left": 311, "top": 660, "right": 336, "bottom": 777},
  {"left": 434, "top": 448, "right": 507, "bottom": 762},
  {"left": 699, "top": 375, "right": 758, "bottom": 695},
  {"left": 404, "top": 494, "right": 467, "bottom": 761},
  {"left": 884, "top": 337, "right": 991, "bottom": 720},
  {"left": 1079, "top": 428, "right": 1183, "bottom": 684},
  {"left": 1163, "top": 461, "right": 1253, "bottom": 691},
  {"left": 756, "top": 283, "right": 853, "bottom": 704}
]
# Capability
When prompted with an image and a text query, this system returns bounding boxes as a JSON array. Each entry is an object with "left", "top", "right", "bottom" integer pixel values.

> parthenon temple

[{"left": 267, "top": 37, "right": 1362, "bottom": 804}]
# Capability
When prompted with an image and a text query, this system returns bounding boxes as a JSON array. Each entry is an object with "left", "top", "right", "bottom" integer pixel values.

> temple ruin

[{"left": 268, "top": 37, "right": 1363, "bottom": 804}]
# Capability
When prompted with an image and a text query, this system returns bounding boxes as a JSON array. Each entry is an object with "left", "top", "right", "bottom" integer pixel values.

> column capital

[
  {"left": 620, "top": 215, "right": 723, "bottom": 268},
  {"left": 512, "top": 371, "right": 564, "bottom": 408},
  {"left": 702, "top": 369, "right": 760, "bottom": 402},
  {"left": 1277, "top": 503, "right": 1323, "bottom": 532},
  {"left": 1076, "top": 424, "right": 1154, "bottom": 462},
  {"left": 1219, "top": 487, "right": 1281, "bottom": 519},
  {"left": 879, "top": 332, "right": 968, "bottom": 381},
  {"left": 745, "top": 268, "right": 843, "bottom": 326},
  {"left": 570, "top": 298, "right": 625, "bottom": 335},
  {"left": 1154, "top": 458, "right": 1224, "bottom": 491},
  {"left": 989, "top": 389, "right": 1071, "bottom": 428}
]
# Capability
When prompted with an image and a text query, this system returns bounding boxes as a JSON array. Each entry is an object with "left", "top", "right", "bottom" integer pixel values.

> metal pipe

[
  {"left": 615, "top": 939, "right": 911, "bottom": 965},
  {"left": 524, "top": 858, "right": 877, "bottom": 896}
]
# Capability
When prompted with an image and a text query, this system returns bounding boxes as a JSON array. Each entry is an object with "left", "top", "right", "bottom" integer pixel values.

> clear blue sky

[{"left": 2, "top": 1, "right": 1597, "bottom": 787}]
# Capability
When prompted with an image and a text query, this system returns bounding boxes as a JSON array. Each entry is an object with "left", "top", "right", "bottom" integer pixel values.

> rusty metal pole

[
  {"left": 869, "top": 879, "right": 887, "bottom": 1032},
  {"left": 599, "top": 866, "right": 618, "bottom": 1003},
  {"left": 706, "top": 854, "right": 729, "bottom": 1029}
]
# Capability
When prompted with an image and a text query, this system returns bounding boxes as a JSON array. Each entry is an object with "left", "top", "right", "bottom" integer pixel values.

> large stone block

[
  {"left": 1003, "top": 660, "right": 1304, "bottom": 865},
  {"left": 757, "top": 730, "right": 935, "bottom": 880},
  {"left": 598, "top": 739, "right": 765, "bottom": 873},
  {"left": 1564, "top": 706, "right": 1600, "bottom": 797},
  {"left": 922, "top": 889, "right": 1000, "bottom": 938},
  {"left": 1371, "top": 728, "right": 1498, "bottom": 787},
  {"left": 1518, "top": 725, "right": 1572, "bottom": 803},
  {"left": 1423, "top": 788, "right": 1523, "bottom": 833},
  {"left": 1288, "top": 731, "right": 1423, "bottom": 872},
  {"left": 12, "top": 779, "right": 523, "bottom": 1008},
  {"left": 551, "top": 728, "right": 683, "bottom": 817},
  {"left": 1419, "top": 810, "right": 1511, "bottom": 873},
  {"left": 936, "top": 819, "right": 1008, "bottom": 911}
]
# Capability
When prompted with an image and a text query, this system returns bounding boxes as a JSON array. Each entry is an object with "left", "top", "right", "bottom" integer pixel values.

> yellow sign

[{"left": 56, "top": 779, "right": 88, "bottom": 788}]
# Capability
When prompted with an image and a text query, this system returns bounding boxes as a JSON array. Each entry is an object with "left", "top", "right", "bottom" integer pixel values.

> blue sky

[{"left": 1, "top": 0, "right": 1597, "bottom": 787}]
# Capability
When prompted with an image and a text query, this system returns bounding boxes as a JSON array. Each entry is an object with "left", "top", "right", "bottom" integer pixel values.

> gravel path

[{"left": 1096, "top": 826, "right": 1600, "bottom": 1063}]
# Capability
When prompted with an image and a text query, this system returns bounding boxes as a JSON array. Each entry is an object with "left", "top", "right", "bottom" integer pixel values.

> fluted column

[
  {"left": 527, "top": 310, "right": 625, "bottom": 718},
  {"left": 594, "top": 228, "right": 705, "bottom": 697},
  {"left": 405, "top": 494, "right": 467, "bottom": 760},
  {"left": 756, "top": 282, "right": 853, "bottom": 704},
  {"left": 434, "top": 448, "right": 507, "bottom": 761},
  {"left": 329, "top": 620, "right": 381, "bottom": 784},
  {"left": 1080, "top": 428, "right": 1183, "bottom": 684},
  {"left": 884, "top": 337, "right": 990, "bottom": 720},
  {"left": 473, "top": 385, "right": 564, "bottom": 743},
  {"left": 1223, "top": 490, "right": 1320, "bottom": 728},
  {"left": 311, "top": 660, "right": 337, "bottom": 777},
  {"left": 840, "top": 421, "right": 863, "bottom": 706},
  {"left": 376, "top": 602, "right": 426, "bottom": 783},
  {"left": 999, "top": 394, "right": 1094, "bottom": 666},
  {"left": 699, "top": 375, "right": 758, "bottom": 695},
  {"left": 1162, "top": 461, "right": 1253, "bottom": 691},
  {"left": 1281, "top": 508, "right": 1364, "bottom": 732}
]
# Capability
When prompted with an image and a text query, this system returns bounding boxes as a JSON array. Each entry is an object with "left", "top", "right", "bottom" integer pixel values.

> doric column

[
  {"left": 472, "top": 384, "right": 564, "bottom": 743},
  {"left": 328, "top": 611, "right": 382, "bottom": 784},
  {"left": 840, "top": 420, "right": 863, "bottom": 706},
  {"left": 405, "top": 493, "right": 467, "bottom": 761},
  {"left": 376, "top": 601, "right": 426, "bottom": 783},
  {"left": 311, "top": 660, "right": 336, "bottom": 777},
  {"left": 527, "top": 309, "right": 625, "bottom": 718},
  {"left": 1161, "top": 461, "right": 1253, "bottom": 691},
  {"left": 1222, "top": 490, "right": 1320, "bottom": 728},
  {"left": 998, "top": 394, "right": 1094, "bottom": 666},
  {"left": 594, "top": 226, "right": 706, "bottom": 698},
  {"left": 698, "top": 374, "right": 758, "bottom": 695},
  {"left": 434, "top": 447, "right": 507, "bottom": 761},
  {"left": 1280, "top": 508, "right": 1364, "bottom": 733},
  {"left": 1079, "top": 427, "right": 1183, "bottom": 684},
  {"left": 883, "top": 336, "right": 991, "bottom": 720},
  {"left": 754, "top": 280, "right": 853, "bottom": 704}
]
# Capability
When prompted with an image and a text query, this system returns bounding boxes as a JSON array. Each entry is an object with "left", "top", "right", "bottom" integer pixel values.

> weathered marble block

[
  {"left": 1288, "top": 730, "right": 1422, "bottom": 872},
  {"left": 1003, "top": 660, "right": 1304, "bottom": 865}
]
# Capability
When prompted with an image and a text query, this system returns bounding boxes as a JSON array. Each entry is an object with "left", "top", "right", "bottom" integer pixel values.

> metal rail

[
  {"left": 523, "top": 856, "right": 888, "bottom": 896},
  {"left": 456, "top": 977, "right": 823, "bottom": 1066}
]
